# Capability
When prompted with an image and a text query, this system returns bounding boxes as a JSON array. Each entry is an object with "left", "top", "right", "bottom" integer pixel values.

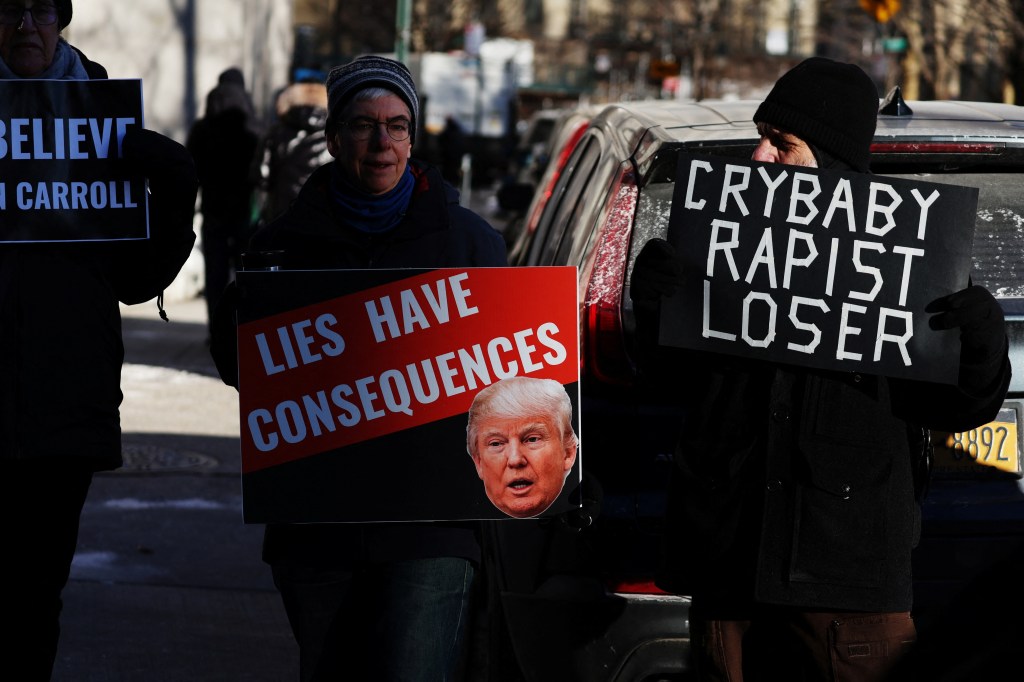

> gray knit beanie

[
  {"left": 754, "top": 58, "right": 879, "bottom": 172},
  {"left": 326, "top": 56, "right": 419, "bottom": 143}
]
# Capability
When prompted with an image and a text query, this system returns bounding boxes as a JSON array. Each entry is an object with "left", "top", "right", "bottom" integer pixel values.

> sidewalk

[{"left": 53, "top": 296, "right": 297, "bottom": 682}]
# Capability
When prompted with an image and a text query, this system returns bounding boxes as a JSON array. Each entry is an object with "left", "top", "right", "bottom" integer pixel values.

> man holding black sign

[
  {"left": 631, "top": 58, "right": 1010, "bottom": 681},
  {"left": 0, "top": 2, "right": 198, "bottom": 678}
]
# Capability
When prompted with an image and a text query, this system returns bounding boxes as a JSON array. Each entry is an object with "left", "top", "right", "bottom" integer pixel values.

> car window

[
  {"left": 527, "top": 134, "right": 602, "bottom": 266},
  {"left": 883, "top": 171, "right": 1024, "bottom": 298},
  {"left": 553, "top": 152, "right": 625, "bottom": 266}
]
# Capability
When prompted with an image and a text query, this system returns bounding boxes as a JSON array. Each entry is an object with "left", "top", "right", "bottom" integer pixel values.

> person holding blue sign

[
  {"left": 630, "top": 58, "right": 1011, "bottom": 681},
  {"left": 0, "top": 2, "right": 199, "bottom": 678},
  {"left": 210, "top": 55, "right": 506, "bottom": 681}
]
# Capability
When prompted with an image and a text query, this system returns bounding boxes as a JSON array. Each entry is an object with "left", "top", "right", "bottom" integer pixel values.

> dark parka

[
  {"left": 653, "top": 341, "right": 1010, "bottom": 613},
  {"left": 210, "top": 158, "right": 507, "bottom": 567},
  {"left": 0, "top": 55, "right": 199, "bottom": 471}
]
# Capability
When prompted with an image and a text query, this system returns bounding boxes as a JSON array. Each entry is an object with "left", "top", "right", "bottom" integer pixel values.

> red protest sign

[{"left": 235, "top": 266, "right": 581, "bottom": 523}]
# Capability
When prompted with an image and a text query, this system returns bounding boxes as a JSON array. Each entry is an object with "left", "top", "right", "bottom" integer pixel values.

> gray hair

[
  {"left": 466, "top": 377, "right": 578, "bottom": 456},
  {"left": 327, "top": 87, "right": 412, "bottom": 137}
]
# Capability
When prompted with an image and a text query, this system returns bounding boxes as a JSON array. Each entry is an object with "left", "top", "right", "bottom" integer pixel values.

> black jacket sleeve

[
  {"left": 209, "top": 281, "right": 241, "bottom": 389},
  {"left": 110, "top": 128, "right": 199, "bottom": 305}
]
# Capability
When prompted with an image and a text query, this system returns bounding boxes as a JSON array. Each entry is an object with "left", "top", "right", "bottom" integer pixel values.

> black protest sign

[
  {"left": 0, "top": 79, "right": 147, "bottom": 243},
  {"left": 662, "top": 153, "right": 979, "bottom": 384}
]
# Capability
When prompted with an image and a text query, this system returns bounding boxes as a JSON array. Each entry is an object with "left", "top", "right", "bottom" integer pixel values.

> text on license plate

[{"left": 931, "top": 407, "right": 1021, "bottom": 477}]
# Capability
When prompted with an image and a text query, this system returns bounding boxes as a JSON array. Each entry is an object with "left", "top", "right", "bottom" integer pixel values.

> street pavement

[{"left": 53, "top": 296, "right": 297, "bottom": 682}]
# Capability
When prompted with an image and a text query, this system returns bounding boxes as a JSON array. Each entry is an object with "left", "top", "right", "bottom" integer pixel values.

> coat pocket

[{"left": 789, "top": 375, "right": 906, "bottom": 587}]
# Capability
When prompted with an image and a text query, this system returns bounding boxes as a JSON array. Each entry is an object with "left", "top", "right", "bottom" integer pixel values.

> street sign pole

[{"left": 395, "top": 0, "right": 411, "bottom": 63}]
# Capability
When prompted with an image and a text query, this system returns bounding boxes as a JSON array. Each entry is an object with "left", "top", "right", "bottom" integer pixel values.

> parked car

[
  {"left": 480, "top": 92, "right": 1024, "bottom": 681},
  {"left": 506, "top": 108, "right": 563, "bottom": 188},
  {"left": 497, "top": 106, "right": 599, "bottom": 262}
]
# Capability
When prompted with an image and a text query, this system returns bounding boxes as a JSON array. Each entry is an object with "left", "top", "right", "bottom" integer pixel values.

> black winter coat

[
  {"left": 655, "top": 347, "right": 1010, "bottom": 612},
  {"left": 0, "top": 54, "right": 199, "bottom": 471},
  {"left": 210, "top": 158, "right": 507, "bottom": 567},
  {"left": 186, "top": 84, "right": 260, "bottom": 226}
]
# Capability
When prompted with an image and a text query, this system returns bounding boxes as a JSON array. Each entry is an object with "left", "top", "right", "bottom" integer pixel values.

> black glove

[
  {"left": 630, "top": 238, "right": 682, "bottom": 309},
  {"left": 926, "top": 285, "right": 1006, "bottom": 362},
  {"left": 121, "top": 127, "right": 199, "bottom": 214},
  {"left": 111, "top": 127, "right": 199, "bottom": 306},
  {"left": 629, "top": 239, "right": 684, "bottom": 382}
]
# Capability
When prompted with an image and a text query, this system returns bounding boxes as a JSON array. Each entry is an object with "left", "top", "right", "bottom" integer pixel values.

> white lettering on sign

[
  {"left": 245, "top": 322, "right": 570, "bottom": 453},
  {"left": 787, "top": 296, "right": 829, "bottom": 354},
  {"left": 822, "top": 178, "right": 856, "bottom": 231},
  {"left": 849, "top": 240, "right": 885, "bottom": 302},
  {"left": 911, "top": 188, "right": 940, "bottom": 240},
  {"left": 837, "top": 302, "right": 866, "bottom": 362},
  {"left": 720, "top": 164, "right": 751, "bottom": 216},
  {"left": 757, "top": 166, "right": 788, "bottom": 217},
  {"left": 255, "top": 313, "right": 346, "bottom": 376},
  {"left": 741, "top": 292, "right": 777, "bottom": 348},
  {"left": 684, "top": 157, "right": 935, "bottom": 241},
  {"left": 707, "top": 219, "right": 740, "bottom": 279},
  {"left": 0, "top": 117, "right": 136, "bottom": 160},
  {"left": 365, "top": 272, "right": 479, "bottom": 342},
  {"left": 782, "top": 230, "right": 817, "bottom": 291},
  {"left": 702, "top": 277, "right": 918, "bottom": 366},
  {"left": 787, "top": 172, "right": 821, "bottom": 225},
  {"left": 13, "top": 180, "right": 137, "bottom": 210},
  {"left": 684, "top": 159, "right": 713, "bottom": 210},
  {"left": 875, "top": 309, "right": 914, "bottom": 365},
  {"left": 745, "top": 227, "right": 778, "bottom": 289},
  {"left": 867, "top": 182, "right": 903, "bottom": 237}
]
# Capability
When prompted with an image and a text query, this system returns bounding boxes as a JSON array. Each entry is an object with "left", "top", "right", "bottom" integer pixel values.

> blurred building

[
  {"left": 294, "top": 0, "right": 1023, "bottom": 107},
  {"left": 66, "top": 1, "right": 293, "bottom": 142},
  {"left": 63, "top": 1, "right": 1021, "bottom": 142}
]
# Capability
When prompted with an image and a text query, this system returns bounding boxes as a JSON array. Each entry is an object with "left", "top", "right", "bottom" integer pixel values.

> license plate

[{"left": 931, "top": 406, "right": 1022, "bottom": 477}]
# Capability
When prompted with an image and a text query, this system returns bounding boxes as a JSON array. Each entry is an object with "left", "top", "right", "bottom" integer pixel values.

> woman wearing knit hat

[
  {"left": 0, "top": 0, "right": 200, "bottom": 678},
  {"left": 630, "top": 58, "right": 1010, "bottom": 681},
  {"left": 209, "top": 55, "right": 507, "bottom": 681}
]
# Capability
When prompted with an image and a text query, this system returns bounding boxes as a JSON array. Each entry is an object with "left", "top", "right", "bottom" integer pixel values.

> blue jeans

[{"left": 272, "top": 556, "right": 476, "bottom": 681}]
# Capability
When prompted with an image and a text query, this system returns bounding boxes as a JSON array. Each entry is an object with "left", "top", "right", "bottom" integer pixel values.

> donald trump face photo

[{"left": 466, "top": 376, "right": 578, "bottom": 519}]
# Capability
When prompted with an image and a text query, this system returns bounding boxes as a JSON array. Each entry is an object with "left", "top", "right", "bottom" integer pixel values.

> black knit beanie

[
  {"left": 754, "top": 58, "right": 879, "bottom": 172},
  {"left": 56, "top": 0, "right": 72, "bottom": 29},
  {"left": 326, "top": 56, "right": 419, "bottom": 143}
]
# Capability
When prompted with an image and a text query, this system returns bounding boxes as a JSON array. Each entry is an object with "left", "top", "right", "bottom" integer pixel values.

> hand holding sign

[
  {"left": 112, "top": 127, "right": 199, "bottom": 307},
  {"left": 927, "top": 285, "right": 1007, "bottom": 365},
  {"left": 631, "top": 238, "right": 682, "bottom": 308},
  {"left": 121, "top": 127, "right": 198, "bottom": 213}
]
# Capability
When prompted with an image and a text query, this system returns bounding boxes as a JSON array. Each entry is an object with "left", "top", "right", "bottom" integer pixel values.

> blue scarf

[{"left": 330, "top": 164, "right": 415, "bottom": 234}]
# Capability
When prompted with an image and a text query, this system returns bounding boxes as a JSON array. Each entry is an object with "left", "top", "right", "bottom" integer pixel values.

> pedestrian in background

[
  {"left": 210, "top": 55, "right": 507, "bottom": 681},
  {"left": 0, "top": 1, "right": 199, "bottom": 678},
  {"left": 630, "top": 57, "right": 1011, "bottom": 681},
  {"left": 186, "top": 67, "right": 260, "bottom": 337},
  {"left": 439, "top": 114, "right": 468, "bottom": 186},
  {"left": 250, "top": 75, "right": 333, "bottom": 226}
]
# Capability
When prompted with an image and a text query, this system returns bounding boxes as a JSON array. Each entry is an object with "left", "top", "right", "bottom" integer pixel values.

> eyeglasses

[
  {"left": 0, "top": 3, "right": 58, "bottom": 25},
  {"left": 341, "top": 118, "right": 411, "bottom": 142}
]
